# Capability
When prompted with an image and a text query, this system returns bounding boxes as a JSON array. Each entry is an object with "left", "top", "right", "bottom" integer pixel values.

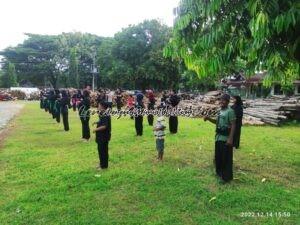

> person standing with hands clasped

[
  {"left": 79, "top": 90, "right": 91, "bottom": 141},
  {"left": 60, "top": 90, "right": 71, "bottom": 131},
  {"left": 204, "top": 94, "right": 236, "bottom": 183},
  {"left": 93, "top": 102, "right": 111, "bottom": 170},
  {"left": 135, "top": 92, "right": 145, "bottom": 136},
  {"left": 231, "top": 96, "right": 243, "bottom": 149}
]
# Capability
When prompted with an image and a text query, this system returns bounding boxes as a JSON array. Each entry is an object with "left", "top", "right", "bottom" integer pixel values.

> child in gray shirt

[{"left": 153, "top": 117, "right": 166, "bottom": 160}]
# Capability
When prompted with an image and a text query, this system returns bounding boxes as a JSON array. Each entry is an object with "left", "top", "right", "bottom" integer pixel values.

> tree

[
  {"left": 0, "top": 69, "right": 3, "bottom": 87},
  {"left": 1, "top": 62, "right": 18, "bottom": 88},
  {"left": 164, "top": 0, "right": 300, "bottom": 86},
  {"left": 180, "top": 69, "right": 216, "bottom": 92},
  {"left": 0, "top": 32, "right": 103, "bottom": 88},
  {"left": 0, "top": 22, "right": 180, "bottom": 90},
  {"left": 108, "top": 19, "right": 180, "bottom": 90},
  {"left": 0, "top": 34, "right": 65, "bottom": 88},
  {"left": 69, "top": 48, "right": 79, "bottom": 88}
]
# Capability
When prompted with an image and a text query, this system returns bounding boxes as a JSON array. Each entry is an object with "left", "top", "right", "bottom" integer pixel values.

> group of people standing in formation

[{"left": 40, "top": 88, "right": 243, "bottom": 184}]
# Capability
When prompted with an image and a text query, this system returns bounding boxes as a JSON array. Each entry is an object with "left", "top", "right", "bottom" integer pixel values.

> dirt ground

[{"left": 0, "top": 101, "right": 24, "bottom": 146}]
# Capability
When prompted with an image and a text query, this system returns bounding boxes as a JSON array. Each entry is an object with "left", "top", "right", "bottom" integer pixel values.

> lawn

[{"left": 0, "top": 102, "right": 299, "bottom": 225}]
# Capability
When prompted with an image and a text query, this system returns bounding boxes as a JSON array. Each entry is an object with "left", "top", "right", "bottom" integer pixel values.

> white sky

[{"left": 0, "top": 0, "right": 179, "bottom": 51}]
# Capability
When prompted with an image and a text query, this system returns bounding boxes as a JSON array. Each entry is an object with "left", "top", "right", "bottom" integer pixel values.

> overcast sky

[{"left": 0, "top": 0, "right": 179, "bottom": 51}]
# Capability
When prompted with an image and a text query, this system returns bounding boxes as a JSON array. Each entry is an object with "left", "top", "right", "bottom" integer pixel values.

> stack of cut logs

[
  {"left": 243, "top": 96, "right": 300, "bottom": 125},
  {"left": 179, "top": 91, "right": 300, "bottom": 126},
  {"left": 178, "top": 90, "right": 222, "bottom": 120},
  {"left": 0, "top": 90, "right": 15, "bottom": 101}
]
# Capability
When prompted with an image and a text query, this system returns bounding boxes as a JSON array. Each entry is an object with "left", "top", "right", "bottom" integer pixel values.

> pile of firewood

[
  {"left": 179, "top": 91, "right": 300, "bottom": 126},
  {"left": 179, "top": 90, "right": 222, "bottom": 119},
  {"left": 8, "top": 90, "right": 27, "bottom": 100},
  {"left": 0, "top": 89, "right": 41, "bottom": 101},
  {"left": 244, "top": 96, "right": 300, "bottom": 125},
  {"left": 27, "top": 92, "right": 40, "bottom": 100},
  {"left": 0, "top": 90, "right": 15, "bottom": 101}
]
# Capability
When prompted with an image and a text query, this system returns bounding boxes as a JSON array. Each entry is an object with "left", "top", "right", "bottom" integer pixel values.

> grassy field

[{"left": 0, "top": 102, "right": 299, "bottom": 225}]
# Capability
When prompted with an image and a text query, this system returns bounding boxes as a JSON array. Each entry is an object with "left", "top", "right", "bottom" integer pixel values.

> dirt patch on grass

[{"left": 0, "top": 103, "right": 24, "bottom": 148}]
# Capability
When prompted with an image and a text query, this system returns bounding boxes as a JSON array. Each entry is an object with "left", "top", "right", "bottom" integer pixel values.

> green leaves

[
  {"left": 174, "top": 13, "right": 193, "bottom": 31},
  {"left": 0, "top": 62, "right": 18, "bottom": 88},
  {"left": 249, "top": 11, "right": 270, "bottom": 50},
  {"left": 274, "top": 8, "right": 298, "bottom": 34},
  {"left": 165, "top": 0, "right": 300, "bottom": 86},
  {"left": 248, "top": 0, "right": 259, "bottom": 16},
  {"left": 99, "top": 20, "right": 180, "bottom": 90}
]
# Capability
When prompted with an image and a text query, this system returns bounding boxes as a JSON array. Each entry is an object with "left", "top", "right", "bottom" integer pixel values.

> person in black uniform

[
  {"left": 93, "top": 101, "right": 111, "bottom": 169},
  {"left": 78, "top": 90, "right": 91, "bottom": 141},
  {"left": 43, "top": 90, "right": 50, "bottom": 112},
  {"left": 168, "top": 90, "right": 180, "bottom": 134},
  {"left": 49, "top": 90, "right": 57, "bottom": 119},
  {"left": 231, "top": 96, "right": 243, "bottom": 149},
  {"left": 115, "top": 89, "right": 123, "bottom": 111},
  {"left": 135, "top": 92, "right": 145, "bottom": 136},
  {"left": 147, "top": 90, "right": 156, "bottom": 126},
  {"left": 60, "top": 90, "right": 71, "bottom": 131},
  {"left": 54, "top": 89, "right": 61, "bottom": 123},
  {"left": 48, "top": 90, "right": 55, "bottom": 116},
  {"left": 71, "top": 92, "right": 77, "bottom": 112},
  {"left": 40, "top": 91, "right": 44, "bottom": 109},
  {"left": 159, "top": 91, "right": 168, "bottom": 109}
]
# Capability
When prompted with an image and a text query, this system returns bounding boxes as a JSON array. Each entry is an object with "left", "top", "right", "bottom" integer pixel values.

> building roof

[
  {"left": 221, "top": 71, "right": 299, "bottom": 87},
  {"left": 294, "top": 80, "right": 300, "bottom": 84},
  {"left": 245, "top": 71, "right": 267, "bottom": 84}
]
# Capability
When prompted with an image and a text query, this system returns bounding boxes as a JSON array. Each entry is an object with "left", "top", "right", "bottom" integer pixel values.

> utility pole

[{"left": 91, "top": 53, "right": 98, "bottom": 92}]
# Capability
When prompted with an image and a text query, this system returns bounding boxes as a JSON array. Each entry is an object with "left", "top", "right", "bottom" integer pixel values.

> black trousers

[
  {"left": 215, "top": 141, "right": 233, "bottom": 182},
  {"left": 107, "top": 102, "right": 113, "bottom": 109},
  {"left": 81, "top": 117, "right": 90, "bottom": 139},
  {"left": 148, "top": 103, "right": 154, "bottom": 126},
  {"left": 44, "top": 101, "right": 48, "bottom": 112},
  {"left": 135, "top": 116, "right": 143, "bottom": 136},
  {"left": 97, "top": 141, "right": 109, "bottom": 168},
  {"left": 50, "top": 102, "right": 55, "bottom": 118},
  {"left": 40, "top": 99, "right": 44, "bottom": 109},
  {"left": 72, "top": 103, "right": 76, "bottom": 112},
  {"left": 169, "top": 116, "right": 178, "bottom": 133},
  {"left": 61, "top": 111, "right": 69, "bottom": 131},
  {"left": 56, "top": 109, "right": 60, "bottom": 123},
  {"left": 147, "top": 115, "right": 154, "bottom": 126},
  {"left": 233, "top": 123, "right": 242, "bottom": 149},
  {"left": 116, "top": 103, "right": 122, "bottom": 111}
]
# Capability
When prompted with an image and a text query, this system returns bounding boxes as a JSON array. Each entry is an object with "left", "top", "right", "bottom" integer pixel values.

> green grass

[{"left": 0, "top": 102, "right": 299, "bottom": 225}]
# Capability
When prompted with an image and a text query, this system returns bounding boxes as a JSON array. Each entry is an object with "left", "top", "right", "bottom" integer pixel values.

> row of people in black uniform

[
  {"left": 40, "top": 89, "right": 91, "bottom": 139},
  {"left": 40, "top": 89, "right": 110, "bottom": 169},
  {"left": 134, "top": 91, "right": 243, "bottom": 184},
  {"left": 133, "top": 90, "right": 181, "bottom": 136},
  {"left": 40, "top": 89, "right": 71, "bottom": 131},
  {"left": 40, "top": 89, "right": 243, "bottom": 179}
]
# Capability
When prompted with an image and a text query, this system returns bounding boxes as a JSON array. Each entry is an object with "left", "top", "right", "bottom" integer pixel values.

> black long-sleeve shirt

[
  {"left": 231, "top": 104, "right": 243, "bottom": 125},
  {"left": 96, "top": 115, "right": 111, "bottom": 143},
  {"left": 60, "top": 96, "right": 71, "bottom": 113},
  {"left": 78, "top": 97, "right": 91, "bottom": 118}
]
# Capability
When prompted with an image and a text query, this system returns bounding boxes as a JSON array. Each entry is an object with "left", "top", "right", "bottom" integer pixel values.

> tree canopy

[
  {"left": 164, "top": 0, "right": 300, "bottom": 86},
  {"left": 0, "top": 32, "right": 102, "bottom": 88},
  {"left": 1, "top": 62, "right": 18, "bottom": 88},
  {"left": 0, "top": 20, "right": 181, "bottom": 90},
  {"left": 98, "top": 20, "right": 180, "bottom": 90}
]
